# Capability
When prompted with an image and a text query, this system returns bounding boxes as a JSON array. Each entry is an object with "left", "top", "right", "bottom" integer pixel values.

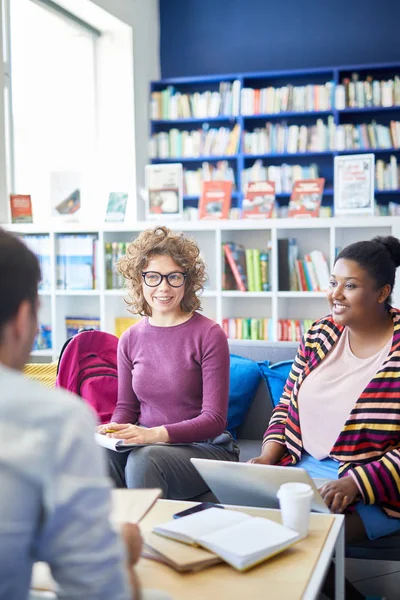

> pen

[{"left": 105, "top": 429, "right": 117, "bottom": 433}]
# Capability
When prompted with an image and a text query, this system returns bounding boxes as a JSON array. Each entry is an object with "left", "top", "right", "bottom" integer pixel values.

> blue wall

[{"left": 159, "top": 0, "right": 400, "bottom": 78}]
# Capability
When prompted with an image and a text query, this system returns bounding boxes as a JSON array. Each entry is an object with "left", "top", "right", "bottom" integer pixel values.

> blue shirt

[{"left": 0, "top": 364, "right": 131, "bottom": 600}]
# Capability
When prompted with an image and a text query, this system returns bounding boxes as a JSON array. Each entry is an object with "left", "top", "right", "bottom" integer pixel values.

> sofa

[{"left": 228, "top": 339, "right": 298, "bottom": 463}]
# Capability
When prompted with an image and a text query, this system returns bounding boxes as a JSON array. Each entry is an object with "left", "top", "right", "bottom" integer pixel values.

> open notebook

[{"left": 153, "top": 507, "right": 300, "bottom": 572}]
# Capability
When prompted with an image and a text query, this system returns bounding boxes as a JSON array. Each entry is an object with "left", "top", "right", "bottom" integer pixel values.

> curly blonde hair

[{"left": 117, "top": 226, "right": 207, "bottom": 316}]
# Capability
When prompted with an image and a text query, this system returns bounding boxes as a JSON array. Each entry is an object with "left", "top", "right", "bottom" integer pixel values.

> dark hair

[
  {"left": 335, "top": 235, "right": 400, "bottom": 304},
  {"left": 0, "top": 228, "right": 41, "bottom": 338}
]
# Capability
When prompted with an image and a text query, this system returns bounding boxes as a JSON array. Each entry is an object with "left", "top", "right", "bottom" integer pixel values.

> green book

[
  {"left": 252, "top": 249, "right": 262, "bottom": 292},
  {"left": 250, "top": 318, "right": 259, "bottom": 341},
  {"left": 245, "top": 249, "right": 255, "bottom": 292}
]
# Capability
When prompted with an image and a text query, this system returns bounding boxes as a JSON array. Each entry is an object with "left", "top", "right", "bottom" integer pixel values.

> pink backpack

[{"left": 56, "top": 330, "right": 118, "bottom": 424}]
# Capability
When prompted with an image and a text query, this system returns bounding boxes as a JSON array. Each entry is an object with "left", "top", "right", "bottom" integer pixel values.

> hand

[
  {"left": 319, "top": 477, "right": 360, "bottom": 513},
  {"left": 107, "top": 423, "right": 169, "bottom": 445},
  {"left": 121, "top": 523, "right": 142, "bottom": 600},
  {"left": 248, "top": 454, "right": 275, "bottom": 465},
  {"left": 96, "top": 422, "right": 119, "bottom": 435}
]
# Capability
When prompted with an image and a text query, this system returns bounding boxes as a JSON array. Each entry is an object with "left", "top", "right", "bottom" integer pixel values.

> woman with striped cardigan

[{"left": 251, "top": 235, "right": 400, "bottom": 600}]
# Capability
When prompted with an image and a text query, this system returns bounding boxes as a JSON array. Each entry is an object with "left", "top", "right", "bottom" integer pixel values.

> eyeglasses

[{"left": 141, "top": 271, "right": 187, "bottom": 288}]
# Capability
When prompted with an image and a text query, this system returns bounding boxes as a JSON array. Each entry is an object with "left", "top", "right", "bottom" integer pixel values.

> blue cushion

[
  {"left": 228, "top": 354, "right": 263, "bottom": 437},
  {"left": 258, "top": 360, "right": 293, "bottom": 407}
]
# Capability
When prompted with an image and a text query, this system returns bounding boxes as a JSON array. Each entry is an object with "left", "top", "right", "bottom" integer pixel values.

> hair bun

[{"left": 373, "top": 235, "right": 400, "bottom": 268}]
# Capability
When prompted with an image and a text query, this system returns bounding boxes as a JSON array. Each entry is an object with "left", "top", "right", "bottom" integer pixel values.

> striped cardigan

[{"left": 263, "top": 307, "right": 400, "bottom": 518}]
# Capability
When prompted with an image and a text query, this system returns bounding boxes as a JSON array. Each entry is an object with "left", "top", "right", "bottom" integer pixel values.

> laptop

[{"left": 191, "top": 458, "right": 330, "bottom": 514}]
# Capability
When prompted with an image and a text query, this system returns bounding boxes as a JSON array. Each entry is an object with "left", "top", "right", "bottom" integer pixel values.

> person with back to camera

[
  {"left": 250, "top": 235, "right": 400, "bottom": 600},
  {"left": 97, "top": 226, "right": 239, "bottom": 499},
  {"left": 0, "top": 227, "right": 175, "bottom": 600}
]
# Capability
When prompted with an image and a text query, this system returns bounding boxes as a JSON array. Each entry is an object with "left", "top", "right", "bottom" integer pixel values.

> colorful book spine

[
  {"left": 245, "top": 249, "right": 255, "bottom": 292},
  {"left": 222, "top": 244, "right": 247, "bottom": 292}
]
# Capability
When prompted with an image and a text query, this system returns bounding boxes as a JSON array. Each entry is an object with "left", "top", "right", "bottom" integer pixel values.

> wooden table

[{"left": 137, "top": 500, "right": 345, "bottom": 600}]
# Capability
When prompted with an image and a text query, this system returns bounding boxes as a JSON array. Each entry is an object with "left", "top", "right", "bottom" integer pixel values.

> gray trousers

[{"left": 107, "top": 433, "right": 239, "bottom": 500}]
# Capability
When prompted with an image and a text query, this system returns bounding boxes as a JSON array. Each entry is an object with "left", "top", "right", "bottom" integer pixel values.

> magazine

[
  {"left": 334, "top": 154, "right": 375, "bottom": 215},
  {"left": 288, "top": 178, "right": 325, "bottom": 218},
  {"left": 50, "top": 171, "right": 81, "bottom": 220},
  {"left": 9, "top": 194, "right": 33, "bottom": 223},
  {"left": 242, "top": 181, "right": 275, "bottom": 219},
  {"left": 145, "top": 163, "right": 183, "bottom": 219},
  {"left": 198, "top": 180, "right": 232, "bottom": 219}
]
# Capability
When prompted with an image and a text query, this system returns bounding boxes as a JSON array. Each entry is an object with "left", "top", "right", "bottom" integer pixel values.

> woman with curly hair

[{"left": 98, "top": 226, "right": 238, "bottom": 499}]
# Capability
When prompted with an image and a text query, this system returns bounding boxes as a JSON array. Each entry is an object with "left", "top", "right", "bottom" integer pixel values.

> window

[{"left": 9, "top": 0, "right": 99, "bottom": 221}]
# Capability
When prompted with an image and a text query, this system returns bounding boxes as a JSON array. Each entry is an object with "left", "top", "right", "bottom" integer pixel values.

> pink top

[
  {"left": 298, "top": 328, "right": 391, "bottom": 460},
  {"left": 111, "top": 312, "right": 230, "bottom": 444}
]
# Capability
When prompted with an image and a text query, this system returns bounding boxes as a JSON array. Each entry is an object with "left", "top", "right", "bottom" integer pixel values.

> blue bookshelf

[{"left": 149, "top": 62, "right": 400, "bottom": 216}]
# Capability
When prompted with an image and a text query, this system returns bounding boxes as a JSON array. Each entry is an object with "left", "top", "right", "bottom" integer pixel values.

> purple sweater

[{"left": 111, "top": 312, "right": 230, "bottom": 443}]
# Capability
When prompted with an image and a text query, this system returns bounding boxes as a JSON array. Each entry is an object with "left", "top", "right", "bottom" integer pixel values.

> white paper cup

[{"left": 277, "top": 482, "right": 314, "bottom": 538}]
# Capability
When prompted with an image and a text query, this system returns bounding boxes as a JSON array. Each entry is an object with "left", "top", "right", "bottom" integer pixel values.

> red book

[
  {"left": 222, "top": 244, "right": 247, "bottom": 292},
  {"left": 288, "top": 178, "right": 325, "bottom": 218},
  {"left": 9, "top": 194, "right": 33, "bottom": 223},
  {"left": 199, "top": 180, "right": 232, "bottom": 220},
  {"left": 242, "top": 181, "right": 276, "bottom": 219}
]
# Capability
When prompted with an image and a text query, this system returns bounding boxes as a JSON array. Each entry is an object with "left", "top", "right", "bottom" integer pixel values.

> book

[
  {"left": 105, "top": 192, "right": 129, "bottom": 222},
  {"left": 153, "top": 507, "right": 300, "bottom": 572},
  {"left": 222, "top": 243, "right": 247, "bottom": 291},
  {"left": 199, "top": 180, "right": 232, "bottom": 219},
  {"left": 288, "top": 178, "right": 325, "bottom": 218},
  {"left": 242, "top": 181, "right": 275, "bottom": 219},
  {"left": 142, "top": 531, "right": 222, "bottom": 573},
  {"left": 9, "top": 194, "right": 33, "bottom": 223},
  {"left": 95, "top": 432, "right": 191, "bottom": 452}
]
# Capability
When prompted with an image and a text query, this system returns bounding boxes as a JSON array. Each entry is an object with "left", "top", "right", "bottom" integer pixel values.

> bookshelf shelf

[
  {"left": 55, "top": 290, "right": 100, "bottom": 296},
  {"left": 221, "top": 291, "right": 273, "bottom": 298},
  {"left": 277, "top": 291, "right": 327, "bottom": 299},
  {"left": 242, "top": 110, "right": 333, "bottom": 119},
  {"left": 151, "top": 155, "right": 237, "bottom": 163},
  {"left": 151, "top": 116, "right": 237, "bottom": 124},
  {"left": 276, "top": 188, "right": 334, "bottom": 198},
  {"left": 336, "top": 148, "right": 400, "bottom": 155},
  {"left": 242, "top": 151, "right": 334, "bottom": 159},
  {"left": 31, "top": 349, "right": 53, "bottom": 358},
  {"left": 338, "top": 106, "right": 400, "bottom": 114}
]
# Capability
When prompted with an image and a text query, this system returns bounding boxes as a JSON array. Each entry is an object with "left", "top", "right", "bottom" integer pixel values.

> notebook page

[
  {"left": 198, "top": 517, "right": 300, "bottom": 570},
  {"left": 154, "top": 507, "right": 251, "bottom": 543}
]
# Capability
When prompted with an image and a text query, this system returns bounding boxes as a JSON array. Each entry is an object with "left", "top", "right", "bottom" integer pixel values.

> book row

[
  {"left": 150, "top": 119, "right": 400, "bottom": 159},
  {"left": 149, "top": 125, "right": 240, "bottom": 159},
  {"left": 278, "top": 240, "right": 330, "bottom": 292},
  {"left": 243, "top": 118, "right": 335, "bottom": 155},
  {"left": 56, "top": 235, "right": 99, "bottom": 290},
  {"left": 150, "top": 80, "right": 241, "bottom": 120},
  {"left": 243, "top": 118, "right": 400, "bottom": 155},
  {"left": 241, "top": 83, "right": 334, "bottom": 115},
  {"left": 105, "top": 242, "right": 126, "bottom": 290},
  {"left": 222, "top": 243, "right": 272, "bottom": 292},
  {"left": 338, "top": 73, "right": 400, "bottom": 109},
  {"left": 184, "top": 161, "right": 236, "bottom": 196},
  {"left": 151, "top": 74, "right": 400, "bottom": 120},
  {"left": 222, "top": 317, "right": 315, "bottom": 342}
]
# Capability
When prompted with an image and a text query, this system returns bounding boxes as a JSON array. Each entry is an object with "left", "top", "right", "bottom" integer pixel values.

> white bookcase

[{"left": 4, "top": 216, "right": 400, "bottom": 361}]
